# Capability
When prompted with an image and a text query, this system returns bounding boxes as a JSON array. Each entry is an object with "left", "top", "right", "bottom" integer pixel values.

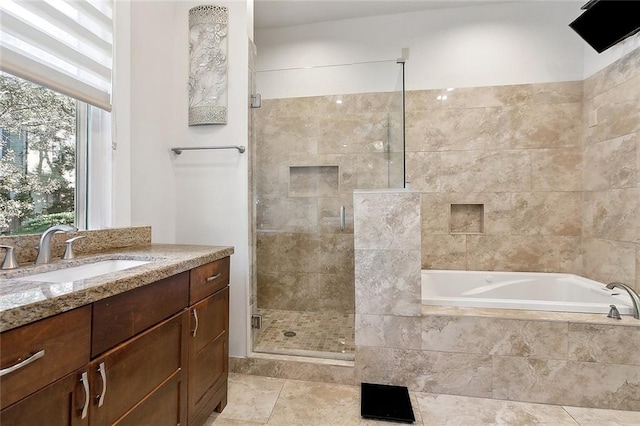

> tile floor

[
  {"left": 205, "top": 374, "right": 640, "bottom": 426},
  {"left": 253, "top": 309, "right": 355, "bottom": 358}
]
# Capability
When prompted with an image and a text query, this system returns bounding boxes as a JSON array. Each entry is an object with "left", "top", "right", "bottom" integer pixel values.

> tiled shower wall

[
  {"left": 409, "top": 48, "right": 639, "bottom": 288},
  {"left": 255, "top": 93, "right": 401, "bottom": 312},
  {"left": 255, "top": 48, "right": 640, "bottom": 313},
  {"left": 406, "top": 81, "right": 584, "bottom": 274},
  {"left": 582, "top": 49, "right": 640, "bottom": 291}
]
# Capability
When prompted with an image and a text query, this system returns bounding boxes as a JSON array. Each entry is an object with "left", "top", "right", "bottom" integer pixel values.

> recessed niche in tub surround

[{"left": 450, "top": 204, "right": 484, "bottom": 234}]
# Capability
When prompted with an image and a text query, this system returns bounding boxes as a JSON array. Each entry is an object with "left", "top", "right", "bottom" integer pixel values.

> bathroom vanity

[{"left": 0, "top": 244, "right": 232, "bottom": 426}]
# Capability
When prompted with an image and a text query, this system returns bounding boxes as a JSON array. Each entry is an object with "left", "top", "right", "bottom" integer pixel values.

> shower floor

[{"left": 254, "top": 308, "right": 355, "bottom": 360}]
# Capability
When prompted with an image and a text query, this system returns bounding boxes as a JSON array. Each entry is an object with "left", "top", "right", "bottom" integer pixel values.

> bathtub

[{"left": 421, "top": 270, "right": 635, "bottom": 315}]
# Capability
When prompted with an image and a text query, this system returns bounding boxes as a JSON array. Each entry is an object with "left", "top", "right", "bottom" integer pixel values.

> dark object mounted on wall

[{"left": 569, "top": 0, "right": 640, "bottom": 53}]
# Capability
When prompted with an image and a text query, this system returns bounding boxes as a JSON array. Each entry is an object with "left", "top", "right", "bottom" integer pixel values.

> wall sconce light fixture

[{"left": 188, "top": 5, "right": 229, "bottom": 125}]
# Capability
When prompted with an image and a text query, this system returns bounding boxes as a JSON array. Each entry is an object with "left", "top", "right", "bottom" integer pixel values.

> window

[
  {"left": 0, "top": 0, "right": 114, "bottom": 235},
  {"left": 0, "top": 71, "right": 86, "bottom": 235}
]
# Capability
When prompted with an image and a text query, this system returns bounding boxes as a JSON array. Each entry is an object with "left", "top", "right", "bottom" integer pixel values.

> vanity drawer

[
  {"left": 189, "top": 257, "right": 230, "bottom": 304},
  {"left": 0, "top": 306, "right": 91, "bottom": 409},
  {"left": 92, "top": 272, "right": 189, "bottom": 357}
]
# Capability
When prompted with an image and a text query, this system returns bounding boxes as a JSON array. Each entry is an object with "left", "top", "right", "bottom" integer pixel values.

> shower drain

[{"left": 283, "top": 331, "right": 296, "bottom": 337}]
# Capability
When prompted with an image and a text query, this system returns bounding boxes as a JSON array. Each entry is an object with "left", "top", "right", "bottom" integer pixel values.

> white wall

[
  {"left": 256, "top": 2, "right": 586, "bottom": 98},
  {"left": 130, "top": 1, "right": 179, "bottom": 243},
  {"left": 172, "top": 1, "right": 251, "bottom": 359},
  {"left": 113, "top": 0, "right": 131, "bottom": 229},
  {"left": 129, "top": 0, "right": 251, "bottom": 357}
]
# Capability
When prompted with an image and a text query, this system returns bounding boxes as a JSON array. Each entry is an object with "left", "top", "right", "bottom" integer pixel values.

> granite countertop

[{"left": 0, "top": 244, "right": 234, "bottom": 332}]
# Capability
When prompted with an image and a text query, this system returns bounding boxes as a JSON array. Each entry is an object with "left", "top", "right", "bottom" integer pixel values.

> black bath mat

[{"left": 360, "top": 382, "right": 415, "bottom": 423}]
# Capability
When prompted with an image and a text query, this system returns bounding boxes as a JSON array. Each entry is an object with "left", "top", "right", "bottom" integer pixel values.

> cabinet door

[
  {"left": 0, "top": 369, "right": 90, "bottom": 426},
  {"left": 0, "top": 306, "right": 91, "bottom": 409},
  {"left": 89, "top": 311, "right": 188, "bottom": 426},
  {"left": 188, "top": 286, "right": 229, "bottom": 424}
]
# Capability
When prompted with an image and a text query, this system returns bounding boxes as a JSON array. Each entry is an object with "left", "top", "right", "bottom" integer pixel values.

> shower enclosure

[{"left": 251, "top": 60, "right": 405, "bottom": 360}]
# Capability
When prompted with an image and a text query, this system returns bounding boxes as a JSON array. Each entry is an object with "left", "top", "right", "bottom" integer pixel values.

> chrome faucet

[
  {"left": 606, "top": 282, "right": 640, "bottom": 319},
  {"left": 35, "top": 224, "right": 78, "bottom": 264}
]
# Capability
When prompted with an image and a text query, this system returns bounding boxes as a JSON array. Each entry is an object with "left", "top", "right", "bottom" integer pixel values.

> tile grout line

[
  {"left": 561, "top": 406, "right": 583, "bottom": 426},
  {"left": 264, "top": 378, "right": 288, "bottom": 425}
]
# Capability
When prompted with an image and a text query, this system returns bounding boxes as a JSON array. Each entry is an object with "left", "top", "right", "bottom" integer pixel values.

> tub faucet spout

[
  {"left": 606, "top": 282, "right": 640, "bottom": 319},
  {"left": 35, "top": 224, "right": 78, "bottom": 265}
]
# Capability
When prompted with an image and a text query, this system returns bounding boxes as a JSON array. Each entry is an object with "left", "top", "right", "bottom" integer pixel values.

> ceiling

[{"left": 254, "top": 0, "right": 505, "bottom": 30}]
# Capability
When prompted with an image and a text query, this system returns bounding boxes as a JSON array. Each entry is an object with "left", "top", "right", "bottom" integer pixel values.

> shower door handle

[{"left": 339, "top": 206, "right": 346, "bottom": 231}]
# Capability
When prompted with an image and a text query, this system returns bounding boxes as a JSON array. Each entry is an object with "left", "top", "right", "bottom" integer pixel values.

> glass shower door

[{"left": 252, "top": 61, "right": 405, "bottom": 359}]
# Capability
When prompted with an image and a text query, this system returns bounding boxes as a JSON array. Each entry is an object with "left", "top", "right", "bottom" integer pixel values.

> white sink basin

[{"left": 16, "top": 260, "right": 151, "bottom": 283}]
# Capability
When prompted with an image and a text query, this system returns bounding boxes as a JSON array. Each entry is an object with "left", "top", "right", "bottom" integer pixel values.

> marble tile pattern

[
  {"left": 354, "top": 306, "right": 640, "bottom": 411},
  {"left": 582, "top": 48, "right": 640, "bottom": 291},
  {"left": 354, "top": 249, "right": 422, "bottom": 316},
  {"left": 0, "top": 226, "right": 152, "bottom": 265},
  {"left": 288, "top": 165, "right": 339, "bottom": 197},
  {"left": 254, "top": 93, "right": 402, "bottom": 312},
  {"left": 355, "top": 346, "right": 494, "bottom": 398},
  {"left": 205, "top": 373, "right": 640, "bottom": 426},
  {"left": 407, "top": 81, "right": 585, "bottom": 273},
  {"left": 493, "top": 356, "right": 640, "bottom": 411},
  {"left": 0, "top": 243, "right": 234, "bottom": 332},
  {"left": 450, "top": 203, "right": 484, "bottom": 234},
  {"left": 250, "top": 51, "right": 640, "bottom": 414},
  {"left": 354, "top": 190, "right": 421, "bottom": 250},
  {"left": 354, "top": 190, "right": 422, "bottom": 317},
  {"left": 230, "top": 355, "right": 355, "bottom": 386}
]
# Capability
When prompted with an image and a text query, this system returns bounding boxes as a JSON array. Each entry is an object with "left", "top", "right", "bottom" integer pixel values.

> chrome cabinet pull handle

[
  {"left": 339, "top": 206, "right": 346, "bottom": 231},
  {"left": 192, "top": 309, "right": 199, "bottom": 337},
  {"left": 80, "top": 371, "right": 90, "bottom": 419},
  {"left": 97, "top": 362, "right": 107, "bottom": 407},
  {"left": 206, "top": 273, "right": 222, "bottom": 282},
  {"left": 0, "top": 350, "right": 45, "bottom": 377}
]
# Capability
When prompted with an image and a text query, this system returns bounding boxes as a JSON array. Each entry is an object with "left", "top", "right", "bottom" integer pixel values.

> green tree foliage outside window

[{"left": 0, "top": 72, "right": 76, "bottom": 235}]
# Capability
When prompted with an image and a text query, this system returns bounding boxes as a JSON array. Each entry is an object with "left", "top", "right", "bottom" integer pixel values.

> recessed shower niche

[
  {"left": 288, "top": 165, "right": 339, "bottom": 197},
  {"left": 450, "top": 203, "right": 485, "bottom": 234}
]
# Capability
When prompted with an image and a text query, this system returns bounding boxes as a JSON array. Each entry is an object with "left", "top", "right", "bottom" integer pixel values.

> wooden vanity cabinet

[
  {"left": 91, "top": 272, "right": 189, "bottom": 357},
  {"left": 0, "top": 305, "right": 92, "bottom": 410},
  {"left": 88, "top": 272, "right": 189, "bottom": 426},
  {"left": 0, "top": 368, "right": 90, "bottom": 426},
  {"left": 89, "top": 311, "right": 188, "bottom": 426},
  {"left": 0, "top": 255, "right": 231, "bottom": 426},
  {"left": 187, "top": 258, "right": 230, "bottom": 426}
]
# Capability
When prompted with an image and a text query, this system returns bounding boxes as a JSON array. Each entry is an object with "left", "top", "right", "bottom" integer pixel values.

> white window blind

[{"left": 0, "top": 0, "right": 113, "bottom": 111}]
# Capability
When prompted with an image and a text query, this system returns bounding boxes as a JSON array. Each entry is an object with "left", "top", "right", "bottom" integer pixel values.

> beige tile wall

[
  {"left": 255, "top": 93, "right": 402, "bottom": 312},
  {"left": 582, "top": 48, "right": 640, "bottom": 291},
  {"left": 410, "top": 47, "right": 638, "bottom": 288},
  {"left": 407, "top": 81, "right": 585, "bottom": 273},
  {"left": 255, "top": 48, "right": 640, "bottom": 312},
  {"left": 352, "top": 189, "right": 640, "bottom": 411}
]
